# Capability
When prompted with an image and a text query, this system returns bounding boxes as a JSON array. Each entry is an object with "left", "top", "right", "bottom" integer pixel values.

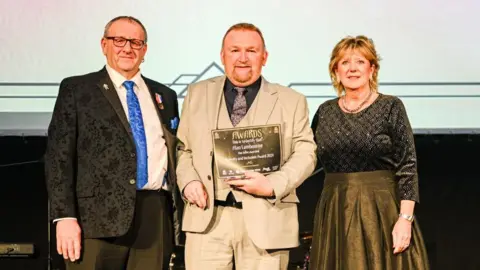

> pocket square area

[{"left": 170, "top": 117, "right": 179, "bottom": 130}]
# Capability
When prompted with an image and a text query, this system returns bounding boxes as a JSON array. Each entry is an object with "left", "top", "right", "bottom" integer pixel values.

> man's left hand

[{"left": 225, "top": 171, "right": 274, "bottom": 197}]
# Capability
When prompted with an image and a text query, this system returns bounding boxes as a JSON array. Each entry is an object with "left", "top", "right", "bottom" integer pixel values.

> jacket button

[
  {"left": 129, "top": 179, "right": 136, "bottom": 185},
  {"left": 207, "top": 175, "right": 212, "bottom": 180},
  {"left": 130, "top": 153, "right": 135, "bottom": 158}
]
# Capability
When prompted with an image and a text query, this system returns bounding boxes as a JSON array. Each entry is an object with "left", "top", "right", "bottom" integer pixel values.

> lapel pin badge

[
  {"left": 103, "top": 84, "right": 109, "bottom": 91},
  {"left": 155, "top": 93, "right": 164, "bottom": 110}
]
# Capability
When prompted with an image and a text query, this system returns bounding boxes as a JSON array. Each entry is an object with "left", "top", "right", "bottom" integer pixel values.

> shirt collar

[
  {"left": 106, "top": 64, "right": 142, "bottom": 90},
  {"left": 224, "top": 76, "right": 262, "bottom": 93}
]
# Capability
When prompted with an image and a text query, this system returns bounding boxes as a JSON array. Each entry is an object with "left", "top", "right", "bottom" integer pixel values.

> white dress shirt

[{"left": 106, "top": 64, "right": 169, "bottom": 191}]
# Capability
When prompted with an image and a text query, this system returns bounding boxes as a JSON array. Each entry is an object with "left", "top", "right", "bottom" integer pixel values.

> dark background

[{"left": 1, "top": 134, "right": 479, "bottom": 270}]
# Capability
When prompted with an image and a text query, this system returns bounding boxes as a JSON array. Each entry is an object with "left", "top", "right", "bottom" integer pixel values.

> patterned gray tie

[{"left": 231, "top": 87, "right": 247, "bottom": 126}]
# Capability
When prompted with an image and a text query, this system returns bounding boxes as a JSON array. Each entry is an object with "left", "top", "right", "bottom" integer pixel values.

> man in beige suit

[{"left": 176, "top": 22, "right": 316, "bottom": 270}]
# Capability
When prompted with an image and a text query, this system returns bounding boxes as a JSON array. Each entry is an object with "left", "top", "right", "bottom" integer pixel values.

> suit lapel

[
  {"left": 162, "top": 125, "right": 177, "bottom": 186},
  {"left": 207, "top": 76, "right": 226, "bottom": 131},
  {"left": 96, "top": 69, "right": 134, "bottom": 142},
  {"left": 252, "top": 78, "right": 278, "bottom": 126},
  {"left": 143, "top": 77, "right": 170, "bottom": 130}
]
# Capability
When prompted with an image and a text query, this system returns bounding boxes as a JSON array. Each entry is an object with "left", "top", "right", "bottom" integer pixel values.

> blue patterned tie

[{"left": 123, "top": 80, "right": 148, "bottom": 189}]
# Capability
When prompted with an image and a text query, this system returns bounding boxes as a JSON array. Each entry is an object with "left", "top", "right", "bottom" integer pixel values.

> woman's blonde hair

[{"left": 329, "top": 35, "right": 381, "bottom": 96}]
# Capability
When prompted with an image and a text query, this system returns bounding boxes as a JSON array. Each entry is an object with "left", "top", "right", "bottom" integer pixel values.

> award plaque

[{"left": 212, "top": 124, "right": 282, "bottom": 178}]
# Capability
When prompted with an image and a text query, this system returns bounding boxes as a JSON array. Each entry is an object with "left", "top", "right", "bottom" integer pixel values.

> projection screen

[{"left": 1, "top": 0, "right": 479, "bottom": 135}]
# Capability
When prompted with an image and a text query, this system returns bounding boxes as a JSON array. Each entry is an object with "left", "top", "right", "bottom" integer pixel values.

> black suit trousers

[{"left": 65, "top": 190, "right": 174, "bottom": 270}]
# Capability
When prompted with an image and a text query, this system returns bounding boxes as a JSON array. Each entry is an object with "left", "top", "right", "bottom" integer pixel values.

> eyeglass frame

[{"left": 104, "top": 36, "right": 146, "bottom": 50}]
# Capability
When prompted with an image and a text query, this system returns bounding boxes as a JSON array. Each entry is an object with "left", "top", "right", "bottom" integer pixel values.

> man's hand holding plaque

[
  {"left": 212, "top": 124, "right": 281, "bottom": 198},
  {"left": 224, "top": 171, "right": 274, "bottom": 197}
]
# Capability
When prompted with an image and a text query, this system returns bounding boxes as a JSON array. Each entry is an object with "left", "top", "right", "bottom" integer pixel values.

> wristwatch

[{"left": 399, "top": 213, "right": 414, "bottom": 222}]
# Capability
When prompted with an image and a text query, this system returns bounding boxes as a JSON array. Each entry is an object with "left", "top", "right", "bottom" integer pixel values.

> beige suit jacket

[{"left": 176, "top": 75, "right": 316, "bottom": 249}]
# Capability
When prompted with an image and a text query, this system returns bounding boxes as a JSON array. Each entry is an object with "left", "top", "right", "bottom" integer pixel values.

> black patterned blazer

[{"left": 45, "top": 67, "right": 184, "bottom": 244}]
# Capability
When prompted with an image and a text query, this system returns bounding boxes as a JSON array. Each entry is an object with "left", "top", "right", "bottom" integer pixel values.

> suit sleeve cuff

[
  {"left": 265, "top": 173, "right": 288, "bottom": 204},
  {"left": 177, "top": 168, "right": 201, "bottom": 191}
]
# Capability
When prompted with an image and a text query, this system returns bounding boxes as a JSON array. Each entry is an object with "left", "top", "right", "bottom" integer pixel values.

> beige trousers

[{"left": 185, "top": 206, "right": 289, "bottom": 270}]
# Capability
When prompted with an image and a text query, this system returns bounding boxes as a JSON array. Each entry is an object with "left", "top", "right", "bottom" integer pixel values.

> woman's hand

[{"left": 392, "top": 217, "right": 412, "bottom": 254}]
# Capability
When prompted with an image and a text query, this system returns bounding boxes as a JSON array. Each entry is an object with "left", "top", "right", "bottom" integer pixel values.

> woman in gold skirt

[{"left": 309, "top": 35, "right": 429, "bottom": 270}]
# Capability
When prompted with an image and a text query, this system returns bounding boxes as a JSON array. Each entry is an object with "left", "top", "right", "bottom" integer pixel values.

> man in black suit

[{"left": 45, "top": 16, "right": 183, "bottom": 269}]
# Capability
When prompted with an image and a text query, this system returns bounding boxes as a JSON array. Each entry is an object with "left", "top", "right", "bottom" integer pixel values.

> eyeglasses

[{"left": 104, "top": 36, "right": 146, "bottom": 49}]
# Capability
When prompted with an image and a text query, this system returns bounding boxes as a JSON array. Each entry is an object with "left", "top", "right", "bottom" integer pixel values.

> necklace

[{"left": 341, "top": 90, "right": 373, "bottom": 113}]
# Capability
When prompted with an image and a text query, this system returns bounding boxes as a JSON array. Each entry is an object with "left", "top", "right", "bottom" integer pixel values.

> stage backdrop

[{"left": 1, "top": 0, "right": 479, "bottom": 135}]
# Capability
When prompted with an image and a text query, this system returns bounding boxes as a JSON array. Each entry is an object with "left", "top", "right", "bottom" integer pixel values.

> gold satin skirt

[{"left": 309, "top": 170, "right": 429, "bottom": 270}]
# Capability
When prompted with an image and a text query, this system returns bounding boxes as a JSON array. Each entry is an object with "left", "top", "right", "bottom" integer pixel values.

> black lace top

[{"left": 313, "top": 94, "right": 419, "bottom": 202}]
